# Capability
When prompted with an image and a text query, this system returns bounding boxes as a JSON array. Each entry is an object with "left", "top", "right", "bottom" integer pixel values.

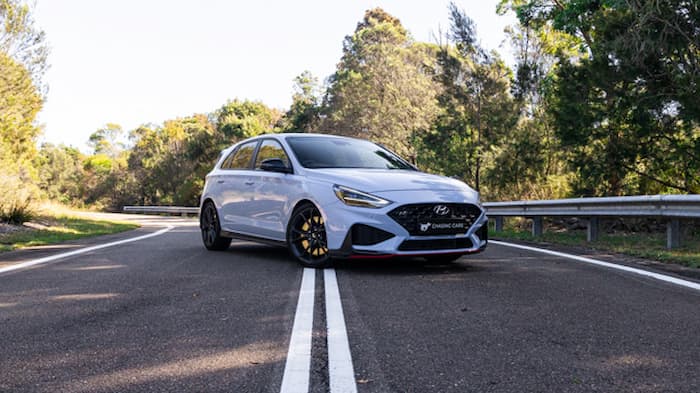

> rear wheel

[
  {"left": 200, "top": 202, "right": 231, "bottom": 251},
  {"left": 287, "top": 203, "right": 331, "bottom": 268}
]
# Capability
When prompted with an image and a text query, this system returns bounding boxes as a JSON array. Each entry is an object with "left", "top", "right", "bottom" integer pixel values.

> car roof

[
  {"left": 271, "top": 133, "right": 357, "bottom": 140},
  {"left": 224, "top": 133, "right": 360, "bottom": 154}
]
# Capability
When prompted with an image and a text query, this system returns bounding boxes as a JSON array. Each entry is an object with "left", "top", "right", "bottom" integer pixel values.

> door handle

[
  {"left": 245, "top": 181, "right": 255, "bottom": 186},
  {"left": 217, "top": 180, "right": 225, "bottom": 184}
]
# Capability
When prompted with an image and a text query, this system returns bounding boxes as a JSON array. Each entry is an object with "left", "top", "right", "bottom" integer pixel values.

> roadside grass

[
  {"left": 492, "top": 227, "right": 700, "bottom": 269},
  {"left": 0, "top": 211, "right": 139, "bottom": 252}
]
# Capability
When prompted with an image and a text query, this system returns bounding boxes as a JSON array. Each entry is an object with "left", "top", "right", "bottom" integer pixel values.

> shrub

[{"left": 0, "top": 172, "right": 38, "bottom": 224}]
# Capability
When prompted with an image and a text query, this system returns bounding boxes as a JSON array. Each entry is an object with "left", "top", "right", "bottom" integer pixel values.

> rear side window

[
  {"left": 221, "top": 141, "right": 258, "bottom": 169},
  {"left": 254, "top": 140, "right": 291, "bottom": 169}
]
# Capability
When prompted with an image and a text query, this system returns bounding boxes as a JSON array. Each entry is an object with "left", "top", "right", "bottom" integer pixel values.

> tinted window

[
  {"left": 286, "top": 137, "right": 413, "bottom": 170},
  {"left": 222, "top": 141, "right": 258, "bottom": 169},
  {"left": 254, "top": 140, "right": 291, "bottom": 169}
]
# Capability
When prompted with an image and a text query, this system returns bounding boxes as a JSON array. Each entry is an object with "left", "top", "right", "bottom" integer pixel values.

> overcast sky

[{"left": 34, "top": 0, "right": 516, "bottom": 151}]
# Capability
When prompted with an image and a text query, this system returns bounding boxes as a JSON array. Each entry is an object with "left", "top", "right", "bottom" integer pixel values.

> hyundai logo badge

[{"left": 433, "top": 205, "right": 450, "bottom": 216}]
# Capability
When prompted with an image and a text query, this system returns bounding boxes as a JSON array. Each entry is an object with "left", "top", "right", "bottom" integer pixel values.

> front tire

[
  {"left": 200, "top": 202, "right": 232, "bottom": 251},
  {"left": 287, "top": 203, "right": 331, "bottom": 268}
]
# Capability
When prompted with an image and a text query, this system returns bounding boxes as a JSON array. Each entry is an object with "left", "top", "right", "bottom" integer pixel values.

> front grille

[
  {"left": 398, "top": 237, "right": 473, "bottom": 251},
  {"left": 351, "top": 224, "right": 395, "bottom": 246},
  {"left": 388, "top": 203, "right": 482, "bottom": 236}
]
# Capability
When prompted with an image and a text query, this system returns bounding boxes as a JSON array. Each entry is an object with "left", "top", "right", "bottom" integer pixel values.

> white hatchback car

[{"left": 199, "top": 133, "right": 488, "bottom": 267}]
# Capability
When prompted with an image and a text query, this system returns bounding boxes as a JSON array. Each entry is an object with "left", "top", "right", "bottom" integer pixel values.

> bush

[{"left": 0, "top": 173, "right": 38, "bottom": 224}]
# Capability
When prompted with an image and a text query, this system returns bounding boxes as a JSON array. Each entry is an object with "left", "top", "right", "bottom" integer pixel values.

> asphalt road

[{"left": 1, "top": 215, "right": 699, "bottom": 392}]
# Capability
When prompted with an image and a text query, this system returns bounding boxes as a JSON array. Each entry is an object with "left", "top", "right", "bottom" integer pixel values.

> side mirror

[{"left": 260, "top": 158, "right": 292, "bottom": 174}]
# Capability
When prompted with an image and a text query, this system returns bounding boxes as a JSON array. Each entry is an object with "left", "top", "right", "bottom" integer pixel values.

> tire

[
  {"left": 425, "top": 254, "right": 462, "bottom": 264},
  {"left": 200, "top": 202, "right": 232, "bottom": 251},
  {"left": 287, "top": 203, "right": 332, "bottom": 268}
]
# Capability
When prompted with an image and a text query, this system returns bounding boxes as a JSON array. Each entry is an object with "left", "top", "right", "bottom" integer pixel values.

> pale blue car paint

[{"left": 200, "top": 133, "right": 488, "bottom": 258}]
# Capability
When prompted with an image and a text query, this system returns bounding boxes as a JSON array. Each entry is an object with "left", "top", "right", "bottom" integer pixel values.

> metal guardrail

[
  {"left": 122, "top": 206, "right": 199, "bottom": 215},
  {"left": 483, "top": 195, "right": 700, "bottom": 249}
]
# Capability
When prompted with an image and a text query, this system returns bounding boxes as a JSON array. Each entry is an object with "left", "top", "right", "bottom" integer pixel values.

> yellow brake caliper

[{"left": 301, "top": 215, "right": 327, "bottom": 256}]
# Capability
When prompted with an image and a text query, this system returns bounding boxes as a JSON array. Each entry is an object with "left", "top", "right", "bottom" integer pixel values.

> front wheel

[
  {"left": 200, "top": 202, "right": 232, "bottom": 251},
  {"left": 287, "top": 203, "right": 331, "bottom": 268}
]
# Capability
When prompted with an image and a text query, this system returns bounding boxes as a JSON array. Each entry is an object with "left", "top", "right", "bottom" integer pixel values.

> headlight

[{"left": 333, "top": 185, "right": 392, "bottom": 208}]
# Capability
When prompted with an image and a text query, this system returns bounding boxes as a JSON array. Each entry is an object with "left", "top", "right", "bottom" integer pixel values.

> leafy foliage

[
  {"left": 4, "top": 2, "right": 699, "bottom": 218},
  {"left": 0, "top": 50, "right": 41, "bottom": 162},
  {"left": 496, "top": 0, "right": 700, "bottom": 196},
  {"left": 418, "top": 3, "right": 517, "bottom": 193},
  {"left": 321, "top": 8, "right": 440, "bottom": 159},
  {"left": 0, "top": 0, "right": 49, "bottom": 91},
  {"left": 280, "top": 71, "right": 322, "bottom": 132},
  {"left": 0, "top": 48, "right": 41, "bottom": 223}
]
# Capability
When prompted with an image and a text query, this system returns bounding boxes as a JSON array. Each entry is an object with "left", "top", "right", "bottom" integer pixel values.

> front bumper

[{"left": 319, "top": 195, "right": 488, "bottom": 259}]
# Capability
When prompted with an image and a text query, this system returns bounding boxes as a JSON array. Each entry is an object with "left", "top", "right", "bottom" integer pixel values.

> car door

[
  {"left": 250, "top": 139, "right": 301, "bottom": 241},
  {"left": 218, "top": 140, "right": 260, "bottom": 234}
]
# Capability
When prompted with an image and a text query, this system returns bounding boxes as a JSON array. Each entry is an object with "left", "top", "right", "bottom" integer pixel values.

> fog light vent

[{"left": 352, "top": 224, "right": 395, "bottom": 246}]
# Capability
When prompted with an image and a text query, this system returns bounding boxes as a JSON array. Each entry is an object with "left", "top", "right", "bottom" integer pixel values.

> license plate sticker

[{"left": 417, "top": 220, "right": 467, "bottom": 235}]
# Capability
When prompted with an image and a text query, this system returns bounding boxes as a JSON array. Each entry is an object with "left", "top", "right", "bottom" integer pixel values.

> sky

[{"left": 33, "top": 0, "right": 516, "bottom": 151}]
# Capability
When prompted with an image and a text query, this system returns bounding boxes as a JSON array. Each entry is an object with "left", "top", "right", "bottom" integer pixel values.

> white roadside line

[
  {"left": 491, "top": 240, "right": 700, "bottom": 292},
  {"left": 0, "top": 226, "right": 175, "bottom": 275},
  {"left": 324, "top": 268, "right": 358, "bottom": 393},
  {"left": 280, "top": 268, "right": 315, "bottom": 393}
]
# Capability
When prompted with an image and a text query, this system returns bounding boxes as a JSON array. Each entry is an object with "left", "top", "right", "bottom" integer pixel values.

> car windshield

[{"left": 286, "top": 136, "right": 415, "bottom": 170}]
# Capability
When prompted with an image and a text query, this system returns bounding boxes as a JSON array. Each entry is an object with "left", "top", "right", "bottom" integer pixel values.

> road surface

[{"left": 1, "top": 215, "right": 698, "bottom": 392}]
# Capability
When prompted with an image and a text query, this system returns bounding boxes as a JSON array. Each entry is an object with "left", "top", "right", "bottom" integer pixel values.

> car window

[
  {"left": 286, "top": 136, "right": 414, "bottom": 170},
  {"left": 254, "top": 139, "right": 290, "bottom": 169},
  {"left": 222, "top": 141, "right": 258, "bottom": 169}
]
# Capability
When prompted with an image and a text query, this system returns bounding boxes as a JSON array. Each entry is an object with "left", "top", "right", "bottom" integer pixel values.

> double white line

[{"left": 280, "top": 268, "right": 357, "bottom": 393}]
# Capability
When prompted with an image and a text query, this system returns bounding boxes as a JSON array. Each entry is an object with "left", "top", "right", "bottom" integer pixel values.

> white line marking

[
  {"left": 0, "top": 226, "right": 175, "bottom": 275},
  {"left": 280, "top": 268, "right": 315, "bottom": 393},
  {"left": 324, "top": 268, "right": 357, "bottom": 393},
  {"left": 491, "top": 240, "right": 700, "bottom": 292}
]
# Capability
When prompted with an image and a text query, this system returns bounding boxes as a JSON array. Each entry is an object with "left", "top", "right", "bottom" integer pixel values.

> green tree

[
  {"left": 419, "top": 3, "right": 516, "bottom": 193},
  {"left": 214, "top": 99, "right": 282, "bottom": 140},
  {"left": 0, "top": 50, "right": 41, "bottom": 163},
  {"left": 322, "top": 8, "right": 440, "bottom": 159},
  {"left": 281, "top": 71, "right": 321, "bottom": 132},
  {"left": 88, "top": 123, "right": 126, "bottom": 158},
  {"left": 0, "top": 0, "right": 49, "bottom": 91},
  {"left": 502, "top": 0, "right": 700, "bottom": 195},
  {"left": 482, "top": 7, "right": 573, "bottom": 200},
  {"left": 125, "top": 101, "right": 281, "bottom": 207},
  {"left": 34, "top": 143, "right": 85, "bottom": 204},
  {"left": 0, "top": 50, "right": 41, "bottom": 222}
]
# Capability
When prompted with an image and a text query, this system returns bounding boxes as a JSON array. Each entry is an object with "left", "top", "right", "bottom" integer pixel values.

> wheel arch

[
  {"left": 287, "top": 198, "right": 326, "bottom": 227},
  {"left": 200, "top": 198, "right": 216, "bottom": 227}
]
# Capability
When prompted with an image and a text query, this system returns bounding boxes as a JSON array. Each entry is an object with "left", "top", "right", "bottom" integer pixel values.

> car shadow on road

[
  {"left": 225, "top": 241, "right": 291, "bottom": 261},
  {"left": 223, "top": 241, "right": 493, "bottom": 276},
  {"left": 332, "top": 257, "right": 487, "bottom": 276}
]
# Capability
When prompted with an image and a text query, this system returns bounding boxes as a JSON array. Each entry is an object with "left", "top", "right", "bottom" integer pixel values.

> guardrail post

[
  {"left": 587, "top": 218, "right": 599, "bottom": 242},
  {"left": 494, "top": 217, "right": 503, "bottom": 232},
  {"left": 532, "top": 217, "right": 543, "bottom": 236},
  {"left": 667, "top": 219, "right": 681, "bottom": 249}
]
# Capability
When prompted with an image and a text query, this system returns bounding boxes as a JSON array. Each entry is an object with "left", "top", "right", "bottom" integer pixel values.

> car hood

[{"left": 305, "top": 168, "right": 476, "bottom": 194}]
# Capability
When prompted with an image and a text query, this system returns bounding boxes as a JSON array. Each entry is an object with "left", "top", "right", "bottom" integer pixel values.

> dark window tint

[
  {"left": 222, "top": 141, "right": 258, "bottom": 169},
  {"left": 286, "top": 137, "right": 413, "bottom": 170},
  {"left": 254, "top": 140, "right": 290, "bottom": 169}
]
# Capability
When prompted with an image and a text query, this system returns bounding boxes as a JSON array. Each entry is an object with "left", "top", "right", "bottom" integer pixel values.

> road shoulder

[{"left": 491, "top": 236, "right": 700, "bottom": 283}]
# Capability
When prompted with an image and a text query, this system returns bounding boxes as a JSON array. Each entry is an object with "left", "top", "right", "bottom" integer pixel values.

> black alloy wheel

[
  {"left": 200, "top": 202, "right": 232, "bottom": 251},
  {"left": 287, "top": 203, "right": 331, "bottom": 267}
]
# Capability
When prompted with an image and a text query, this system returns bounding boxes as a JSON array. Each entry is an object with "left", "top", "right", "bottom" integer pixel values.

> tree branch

[{"left": 621, "top": 163, "right": 694, "bottom": 193}]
